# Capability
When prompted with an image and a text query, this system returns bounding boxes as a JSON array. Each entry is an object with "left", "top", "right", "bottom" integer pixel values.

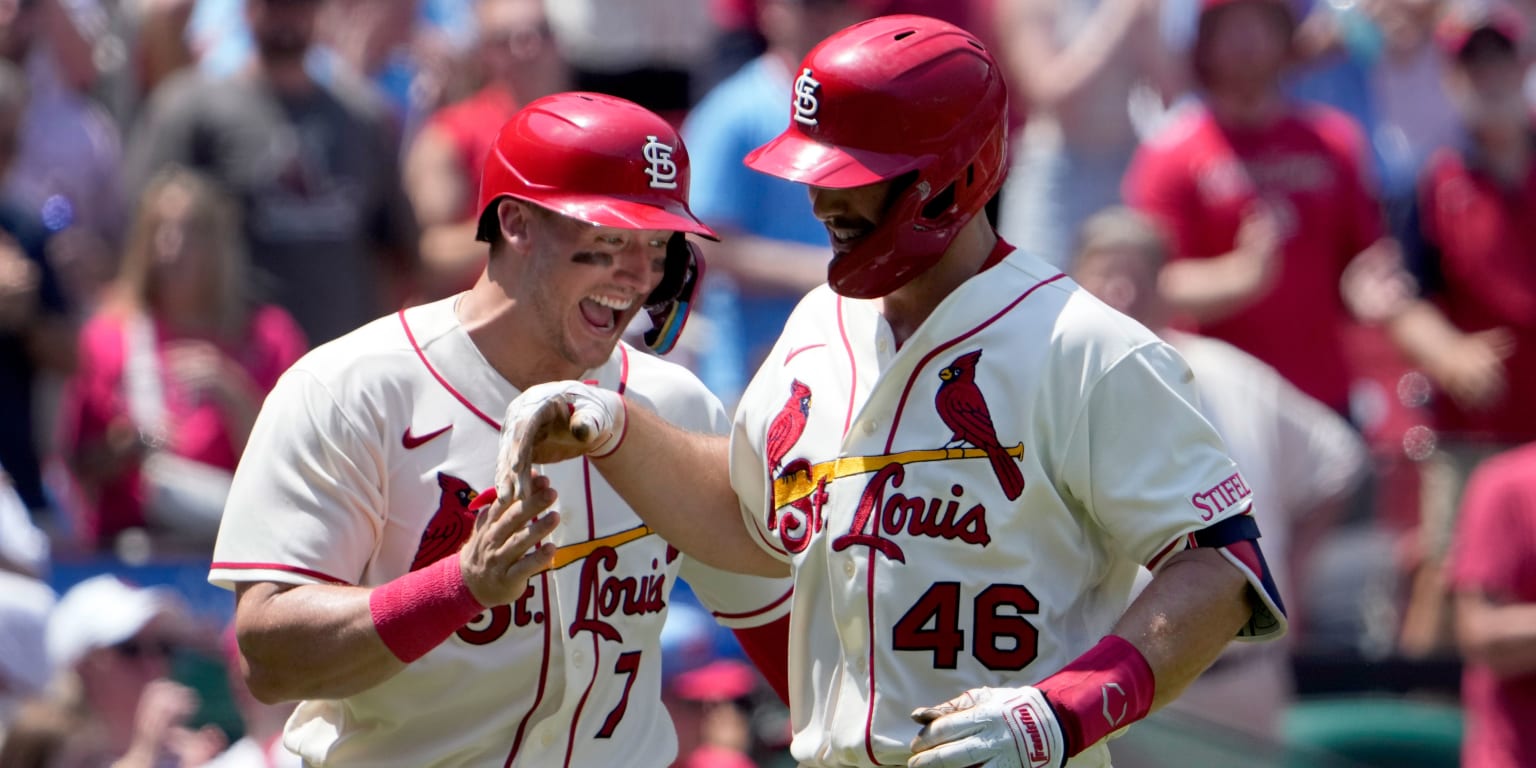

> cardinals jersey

[
  {"left": 210, "top": 297, "right": 792, "bottom": 768},
  {"left": 729, "top": 243, "right": 1287, "bottom": 768}
]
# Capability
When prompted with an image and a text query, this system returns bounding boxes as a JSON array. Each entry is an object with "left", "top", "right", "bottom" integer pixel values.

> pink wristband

[
  {"left": 1036, "top": 635, "right": 1156, "bottom": 756},
  {"left": 369, "top": 555, "right": 485, "bottom": 663}
]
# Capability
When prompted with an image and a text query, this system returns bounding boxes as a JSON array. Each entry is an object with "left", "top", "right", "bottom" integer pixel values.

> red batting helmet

[
  {"left": 744, "top": 15, "right": 1008, "bottom": 299},
  {"left": 476, "top": 92, "right": 716, "bottom": 354}
]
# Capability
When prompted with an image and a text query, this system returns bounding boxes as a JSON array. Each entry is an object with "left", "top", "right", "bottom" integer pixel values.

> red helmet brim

[
  {"left": 538, "top": 195, "right": 720, "bottom": 241},
  {"left": 744, "top": 130, "right": 923, "bottom": 189}
]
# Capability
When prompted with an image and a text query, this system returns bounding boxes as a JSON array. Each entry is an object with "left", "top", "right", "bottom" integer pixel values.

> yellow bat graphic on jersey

[
  {"left": 551, "top": 524, "right": 655, "bottom": 570},
  {"left": 772, "top": 444, "right": 1025, "bottom": 509}
]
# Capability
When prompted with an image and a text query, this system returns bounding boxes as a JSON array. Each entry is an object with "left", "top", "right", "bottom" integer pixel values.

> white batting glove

[
  {"left": 908, "top": 686, "right": 1065, "bottom": 768},
  {"left": 495, "top": 381, "right": 627, "bottom": 504}
]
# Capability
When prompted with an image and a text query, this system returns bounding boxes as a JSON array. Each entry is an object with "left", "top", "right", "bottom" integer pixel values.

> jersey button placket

[{"left": 847, "top": 627, "right": 867, "bottom": 673}]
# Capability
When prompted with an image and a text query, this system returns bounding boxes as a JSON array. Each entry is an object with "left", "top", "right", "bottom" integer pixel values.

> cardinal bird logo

[
  {"left": 409, "top": 472, "right": 481, "bottom": 571},
  {"left": 766, "top": 379, "right": 812, "bottom": 474},
  {"left": 936, "top": 350, "right": 1025, "bottom": 500}
]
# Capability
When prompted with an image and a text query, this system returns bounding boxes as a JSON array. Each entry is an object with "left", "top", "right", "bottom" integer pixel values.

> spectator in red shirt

[
  {"left": 1124, "top": 0, "right": 1492, "bottom": 417},
  {"left": 1404, "top": 2, "right": 1536, "bottom": 445},
  {"left": 1392, "top": 6, "right": 1536, "bottom": 662},
  {"left": 403, "top": 0, "right": 567, "bottom": 298},
  {"left": 1448, "top": 442, "right": 1536, "bottom": 768}
]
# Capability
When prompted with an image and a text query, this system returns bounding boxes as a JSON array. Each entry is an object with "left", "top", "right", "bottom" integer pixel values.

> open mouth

[
  {"left": 579, "top": 293, "right": 633, "bottom": 334},
  {"left": 826, "top": 222, "right": 873, "bottom": 256}
]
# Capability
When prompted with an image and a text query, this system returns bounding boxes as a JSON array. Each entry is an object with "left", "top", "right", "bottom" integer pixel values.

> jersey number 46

[{"left": 892, "top": 582, "right": 1040, "bottom": 670}]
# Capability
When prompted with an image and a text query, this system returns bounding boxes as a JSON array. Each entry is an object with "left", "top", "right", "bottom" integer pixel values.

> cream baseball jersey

[
  {"left": 729, "top": 244, "right": 1286, "bottom": 767},
  {"left": 210, "top": 297, "right": 792, "bottom": 768}
]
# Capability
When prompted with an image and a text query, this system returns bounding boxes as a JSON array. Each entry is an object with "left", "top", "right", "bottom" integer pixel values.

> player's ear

[{"left": 497, "top": 200, "right": 537, "bottom": 256}]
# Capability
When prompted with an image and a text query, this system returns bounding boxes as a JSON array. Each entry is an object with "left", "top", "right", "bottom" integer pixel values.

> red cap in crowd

[{"left": 671, "top": 659, "right": 759, "bottom": 702}]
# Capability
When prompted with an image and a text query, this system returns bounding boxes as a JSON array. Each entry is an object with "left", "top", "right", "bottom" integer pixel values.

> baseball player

[
  {"left": 207, "top": 93, "right": 792, "bottom": 767},
  {"left": 495, "top": 16, "right": 1288, "bottom": 768}
]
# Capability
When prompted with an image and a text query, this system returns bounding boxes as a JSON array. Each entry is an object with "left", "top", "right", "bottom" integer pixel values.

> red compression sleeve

[
  {"left": 730, "top": 614, "right": 792, "bottom": 705},
  {"left": 1035, "top": 635, "right": 1156, "bottom": 756},
  {"left": 369, "top": 554, "right": 485, "bottom": 663}
]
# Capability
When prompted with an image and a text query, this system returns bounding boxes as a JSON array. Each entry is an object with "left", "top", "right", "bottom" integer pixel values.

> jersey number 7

[
  {"left": 892, "top": 582, "right": 1040, "bottom": 670},
  {"left": 596, "top": 651, "right": 642, "bottom": 738}
]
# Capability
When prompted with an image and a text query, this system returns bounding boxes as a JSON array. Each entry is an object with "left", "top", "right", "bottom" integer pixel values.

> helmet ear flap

[
  {"left": 643, "top": 236, "right": 705, "bottom": 355},
  {"left": 646, "top": 233, "right": 691, "bottom": 306},
  {"left": 474, "top": 199, "right": 504, "bottom": 243},
  {"left": 827, "top": 180, "right": 938, "bottom": 299}
]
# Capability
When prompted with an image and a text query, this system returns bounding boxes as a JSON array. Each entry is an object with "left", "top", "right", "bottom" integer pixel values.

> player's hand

[
  {"left": 495, "top": 381, "right": 627, "bottom": 504},
  {"left": 908, "top": 686, "right": 1065, "bottom": 768},
  {"left": 458, "top": 472, "right": 560, "bottom": 607}
]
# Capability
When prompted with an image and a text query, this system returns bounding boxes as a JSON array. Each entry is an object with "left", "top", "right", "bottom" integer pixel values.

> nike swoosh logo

[
  {"left": 402, "top": 424, "right": 453, "bottom": 449},
  {"left": 784, "top": 344, "right": 825, "bottom": 365}
]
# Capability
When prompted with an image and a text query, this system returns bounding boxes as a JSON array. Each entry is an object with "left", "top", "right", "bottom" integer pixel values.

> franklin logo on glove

[{"left": 1011, "top": 701, "right": 1055, "bottom": 768}]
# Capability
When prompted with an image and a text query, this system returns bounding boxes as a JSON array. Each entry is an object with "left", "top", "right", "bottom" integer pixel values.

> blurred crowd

[{"left": 1, "top": 0, "right": 1535, "bottom": 764}]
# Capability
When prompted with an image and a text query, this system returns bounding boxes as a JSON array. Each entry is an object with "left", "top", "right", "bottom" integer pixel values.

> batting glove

[
  {"left": 495, "top": 381, "right": 627, "bottom": 503},
  {"left": 908, "top": 686, "right": 1065, "bottom": 768}
]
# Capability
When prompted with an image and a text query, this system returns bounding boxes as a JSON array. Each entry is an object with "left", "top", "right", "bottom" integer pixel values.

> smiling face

[
  {"left": 807, "top": 179, "right": 895, "bottom": 265},
  {"left": 508, "top": 203, "right": 669, "bottom": 374}
]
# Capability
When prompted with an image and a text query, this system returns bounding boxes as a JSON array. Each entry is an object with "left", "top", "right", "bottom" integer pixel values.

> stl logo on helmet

[
  {"left": 792, "top": 68, "right": 820, "bottom": 126},
  {"left": 642, "top": 135, "right": 678, "bottom": 189}
]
